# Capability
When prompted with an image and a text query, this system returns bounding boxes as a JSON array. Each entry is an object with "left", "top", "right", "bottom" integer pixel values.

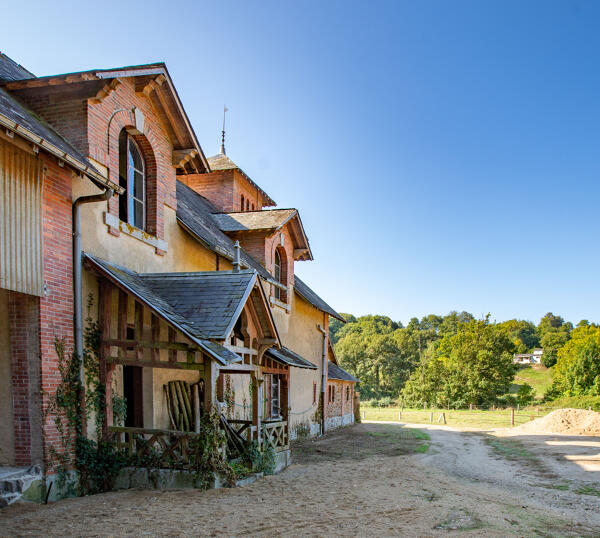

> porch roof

[
  {"left": 84, "top": 253, "right": 255, "bottom": 365},
  {"left": 328, "top": 361, "right": 359, "bottom": 383},
  {"left": 266, "top": 346, "right": 317, "bottom": 370}
]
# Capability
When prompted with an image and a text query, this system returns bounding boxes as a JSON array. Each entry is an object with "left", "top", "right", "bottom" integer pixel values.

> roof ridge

[{"left": 0, "top": 52, "right": 36, "bottom": 79}]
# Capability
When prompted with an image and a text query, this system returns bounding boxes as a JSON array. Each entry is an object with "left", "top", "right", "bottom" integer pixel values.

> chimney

[{"left": 232, "top": 241, "right": 241, "bottom": 273}]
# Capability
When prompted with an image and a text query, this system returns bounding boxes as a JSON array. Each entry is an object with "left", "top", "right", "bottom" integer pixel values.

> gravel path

[{"left": 0, "top": 423, "right": 598, "bottom": 536}]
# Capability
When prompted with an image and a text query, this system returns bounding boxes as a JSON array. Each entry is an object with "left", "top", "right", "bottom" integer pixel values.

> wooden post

[
  {"left": 251, "top": 371, "right": 261, "bottom": 444},
  {"left": 511, "top": 407, "right": 515, "bottom": 426},
  {"left": 429, "top": 412, "right": 433, "bottom": 423},
  {"left": 469, "top": 403, "right": 473, "bottom": 411},
  {"left": 398, "top": 411, "right": 402, "bottom": 421},
  {"left": 517, "top": 404, "right": 520, "bottom": 412},
  {"left": 362, "top": 410, "right": 365, "bottom": 420},
  {"left": 442, "top": 412, "right": 446, "bottom": 424},
  {"left": 98, "top": 279, "right": 113, "bottom": 439}
]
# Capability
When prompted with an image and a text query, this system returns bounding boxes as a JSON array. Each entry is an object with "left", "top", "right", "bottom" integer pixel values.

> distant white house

[{"left": 513, "top": 348, "right": 543, "bottom": 365}]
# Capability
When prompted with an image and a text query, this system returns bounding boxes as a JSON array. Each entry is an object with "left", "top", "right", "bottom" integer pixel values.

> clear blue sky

[{"left": 4, "top": 0, "right": 600, "bottom": 325}]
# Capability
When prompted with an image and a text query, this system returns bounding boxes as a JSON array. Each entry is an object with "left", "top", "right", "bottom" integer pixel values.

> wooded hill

[{"left": 330, "top": 312, "right": 599, "bottom": 407}]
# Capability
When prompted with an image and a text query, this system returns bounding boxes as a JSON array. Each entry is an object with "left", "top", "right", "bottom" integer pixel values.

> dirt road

[{"left": 1, "top": 423, "right": 598, "bottom": 536}]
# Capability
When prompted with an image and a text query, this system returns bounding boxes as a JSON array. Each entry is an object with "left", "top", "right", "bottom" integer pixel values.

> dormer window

[
  {"left": 274, "top": 250, "right": 282, "bottom": 300},
  {"left": 119, "top": 130, "right": 146, "bottom": 230}
]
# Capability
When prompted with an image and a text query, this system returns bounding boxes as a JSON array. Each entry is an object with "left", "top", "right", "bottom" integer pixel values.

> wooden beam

[
  {"left": 105, "top": 356, "right": 205, "bottom": 371},
  {"left": 168, "top": 326, "right": 177, "bottom": 363},
  {"left": 105, "top": 338, "right": 199, "bottom": 352},
  {"left": 151, "top": 314, "right": 160, "bottom": 362},
  {"left": 99, "top": 279, "right": 113, "bottom": 437},
  {"left": 89, "top": 79, "right": 121, "bottom": 104}
]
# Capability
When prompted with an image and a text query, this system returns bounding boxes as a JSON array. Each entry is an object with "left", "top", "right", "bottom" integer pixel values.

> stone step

[{"left": 0, "top": 492, "right": 20, "bottom": 508}]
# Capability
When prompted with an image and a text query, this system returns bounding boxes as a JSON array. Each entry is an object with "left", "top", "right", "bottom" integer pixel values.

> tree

[
  {"left": 517, "top": 384, "right": 535, "bottom": 407},
  {"left": 401, "top": 318, "right": 516, "bottom": 407},
  {"left": 537, "top": 313, "right": 572, "bottom": 367},
  {"left": 498, "top": 319, "right": 539, "bottom": 353},
  {"left": 547, "top": 326, "right": 600, "bottom": 397},
  {"left": 329, "top": 313, "right": 355, "bottom": 346}
]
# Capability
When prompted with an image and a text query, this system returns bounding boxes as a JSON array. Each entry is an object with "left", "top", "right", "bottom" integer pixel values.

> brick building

[{"left": 0, "top": 52, "right": 358, "bottom": 503}]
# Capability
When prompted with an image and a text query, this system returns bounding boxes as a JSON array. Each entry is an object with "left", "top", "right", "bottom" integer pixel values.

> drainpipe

[
  {"left": 73, "top": 186, "right": 114, "bottom": 369},
  {"left": 317, "top": 324, "right": 327, "bottom": 435}
]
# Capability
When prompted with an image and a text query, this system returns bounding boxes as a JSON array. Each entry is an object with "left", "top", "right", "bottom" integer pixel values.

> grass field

[
  {"left": 511, "top": 365, "right": 553, "bottom": 399},
  {"left": 361, "top": 406, "right": 549, "bottom": 428}
]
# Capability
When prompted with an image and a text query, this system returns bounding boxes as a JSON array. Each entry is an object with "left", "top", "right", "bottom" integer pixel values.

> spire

[{"left": 220, "top": 105, "right": 228, "bottom": 155}]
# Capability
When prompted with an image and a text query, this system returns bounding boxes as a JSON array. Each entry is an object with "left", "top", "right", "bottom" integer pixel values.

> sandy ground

[{"left": 1, "top": 422, "right": 599, "bottom": 537}]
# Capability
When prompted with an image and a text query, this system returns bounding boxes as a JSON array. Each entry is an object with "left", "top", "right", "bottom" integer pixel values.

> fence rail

[{"left": 359, "top": 406, "right": 559, "bottom": 428}]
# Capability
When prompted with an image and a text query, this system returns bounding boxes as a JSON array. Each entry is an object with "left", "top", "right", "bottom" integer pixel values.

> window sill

[
  {"left": 270, "top": 296, "right": 290, "bottom": 312},
  {"left": 104, "top": 212, "right": 168, "bottom": 252}
]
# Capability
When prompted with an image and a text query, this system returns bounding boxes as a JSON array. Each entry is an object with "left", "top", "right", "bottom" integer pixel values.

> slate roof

[
  {"left": 211, "top": 209, "right": 297, "bottom": 232},
  {"left": 328, "top": 361, "right": 359, "bottom": 383},
  {"left": 266, "top": 346, "right": 317, "bottom": 370},
  {"left": 294, "top": 276, "right": 345, "bottom": 322},
  {"left": 0, "top": 55, "right": 115, "bottom": 189},
  {"left": 141, "top": 271, "right": 257, "bottom": 340},
  {"left": 178, "top": 181, "right": 342, "bottom": 322},
  {"left": 0, "top": 53, "right": 34, "bottom": 82},
  {"left": 83, "top": 253, "right": 254, "bottom": 365},
  {"left": 207, "top": 152, "right": 275, "bottom": 206},
  {"left": 176, "top": 181, "right": 277, "bottom": 284}
]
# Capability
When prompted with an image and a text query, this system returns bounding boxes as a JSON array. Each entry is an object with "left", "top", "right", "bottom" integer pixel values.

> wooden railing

[
  {"left": 227, "top": 419, "right": 255, "bottom": 444},
  {"left": 107, "top": 426, "right": 207, "bottom": 468},
  {"left": 261, "top": 420, "right": 288, "bottom": 452}
]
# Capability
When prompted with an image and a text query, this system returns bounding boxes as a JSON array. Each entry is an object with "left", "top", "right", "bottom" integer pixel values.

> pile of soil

[{"left": 516, "top": 408, "right": 600, "bottom": 435}]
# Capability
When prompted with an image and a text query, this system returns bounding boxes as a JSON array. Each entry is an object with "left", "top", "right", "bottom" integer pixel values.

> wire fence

[{"left": 359, "top": 405, "right": 570, "bottom": 428}]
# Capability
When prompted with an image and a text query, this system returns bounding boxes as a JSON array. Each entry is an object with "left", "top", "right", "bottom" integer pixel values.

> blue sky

[{"left": 3, "top": 0, "right": 600, "bottom": 325}]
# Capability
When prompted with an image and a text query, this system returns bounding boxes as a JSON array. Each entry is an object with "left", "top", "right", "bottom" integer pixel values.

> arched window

[
  {"left": 119, "top": 130, "right": 145, "bottom": 229},
  {"left": 274, "top": 250, "right": 282, "bottom": 300},
  {"left": 246, "top": 199, "right": 250, "bottom": 211},
  {"left": 240, "top": 194, "right": 245, "bottom": 211}
]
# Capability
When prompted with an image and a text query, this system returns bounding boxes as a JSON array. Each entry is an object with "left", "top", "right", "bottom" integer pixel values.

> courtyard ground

[{"left": 1, "top": 422, "right": 599, "bottom": 536}]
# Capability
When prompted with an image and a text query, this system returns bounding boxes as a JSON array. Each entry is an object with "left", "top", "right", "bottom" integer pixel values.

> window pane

[
  {"left": 134, "top": 170, "right": 144, "bottom": 200},
  {"left": 134, "top": 200, "right": 144, "bottom": 229},
  {"left": 129, "top": 140, "right": 144, "bottom": 172}
]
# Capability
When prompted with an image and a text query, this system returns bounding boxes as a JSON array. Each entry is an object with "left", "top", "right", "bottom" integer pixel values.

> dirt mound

[{"left": 515, "top": 408, "right": 600, "bottom": 435}]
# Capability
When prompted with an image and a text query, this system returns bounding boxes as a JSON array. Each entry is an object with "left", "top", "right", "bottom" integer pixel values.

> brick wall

[
  {"left": 325, "top": 380, "right": 354, "bottom": 418},
  {"left": 5, "top": 154, "right": 74, "bottom": 468},
  {"left": 180, "top": 171, "right": 234, "bottom": 212},
  {"left": 39, "top": 157, "right": 75, "bottom": 468},
  {"left": 8, "top": 292, "right": 41, "bottom": 466}
]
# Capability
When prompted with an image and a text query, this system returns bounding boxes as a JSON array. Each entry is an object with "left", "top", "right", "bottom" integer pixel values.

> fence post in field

[
  {"left": 469, "top": 403, "right": 473, "bottom": 411},
  {"left": 517, "top": 404, "right": 520, "bottom": 412},
  {"left": 442, "top": 412, "right": 446, "bottom": 424},
  {"left": 398, "top": 411, "right": 401, "bottom": 421},
  {"left": 429, "top": 412, "right": 433, "bottom": 423},
  {"left": 362, "top": 410, "right": 365, "bottom": 420},
  {"left": 511, "top": 407, "right": 515, "bottom": 426}
]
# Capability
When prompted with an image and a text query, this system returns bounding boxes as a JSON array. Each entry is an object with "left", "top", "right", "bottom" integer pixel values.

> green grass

[
  {"left": 361, "top": 406, "right": 547, "bottom": 429},
  {"left": 574, "top": 485, "right": 600, "bottom": 497},
  {"left": 511, "top": 365, "right": 553, "bottom": 399},
  {"left": 484, "top": 437, "right": 536, "bottom": 461}
]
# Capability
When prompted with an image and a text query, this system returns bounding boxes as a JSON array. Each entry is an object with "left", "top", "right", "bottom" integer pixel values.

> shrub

[{"left": 517, "top": 384, "right": 536, "bottom": 407}]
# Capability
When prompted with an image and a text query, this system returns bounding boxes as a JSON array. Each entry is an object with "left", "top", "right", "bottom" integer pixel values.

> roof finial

[
  {"left": 220, "top": 105, "right": 228, "bottom": 155},
  {"left": 232, "top": 240, "right": 241, "bottom": 273}
]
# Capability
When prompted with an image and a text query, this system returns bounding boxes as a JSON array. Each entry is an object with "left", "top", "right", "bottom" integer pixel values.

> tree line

[{"left": 330, "top": 311, "right": 599, "bottom": 407}]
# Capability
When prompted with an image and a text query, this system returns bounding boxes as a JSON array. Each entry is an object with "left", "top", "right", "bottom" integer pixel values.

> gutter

[{"left": 317, "top": 323, "right": 328, "bottom": 435}]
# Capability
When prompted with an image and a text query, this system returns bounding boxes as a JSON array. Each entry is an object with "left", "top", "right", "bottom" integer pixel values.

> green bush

[
  {"left": 538, "top": 395, "right": 600, "bottom": 412},
  {"left": 517, "top": 384, "right": 535, "bottom": 407}
]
